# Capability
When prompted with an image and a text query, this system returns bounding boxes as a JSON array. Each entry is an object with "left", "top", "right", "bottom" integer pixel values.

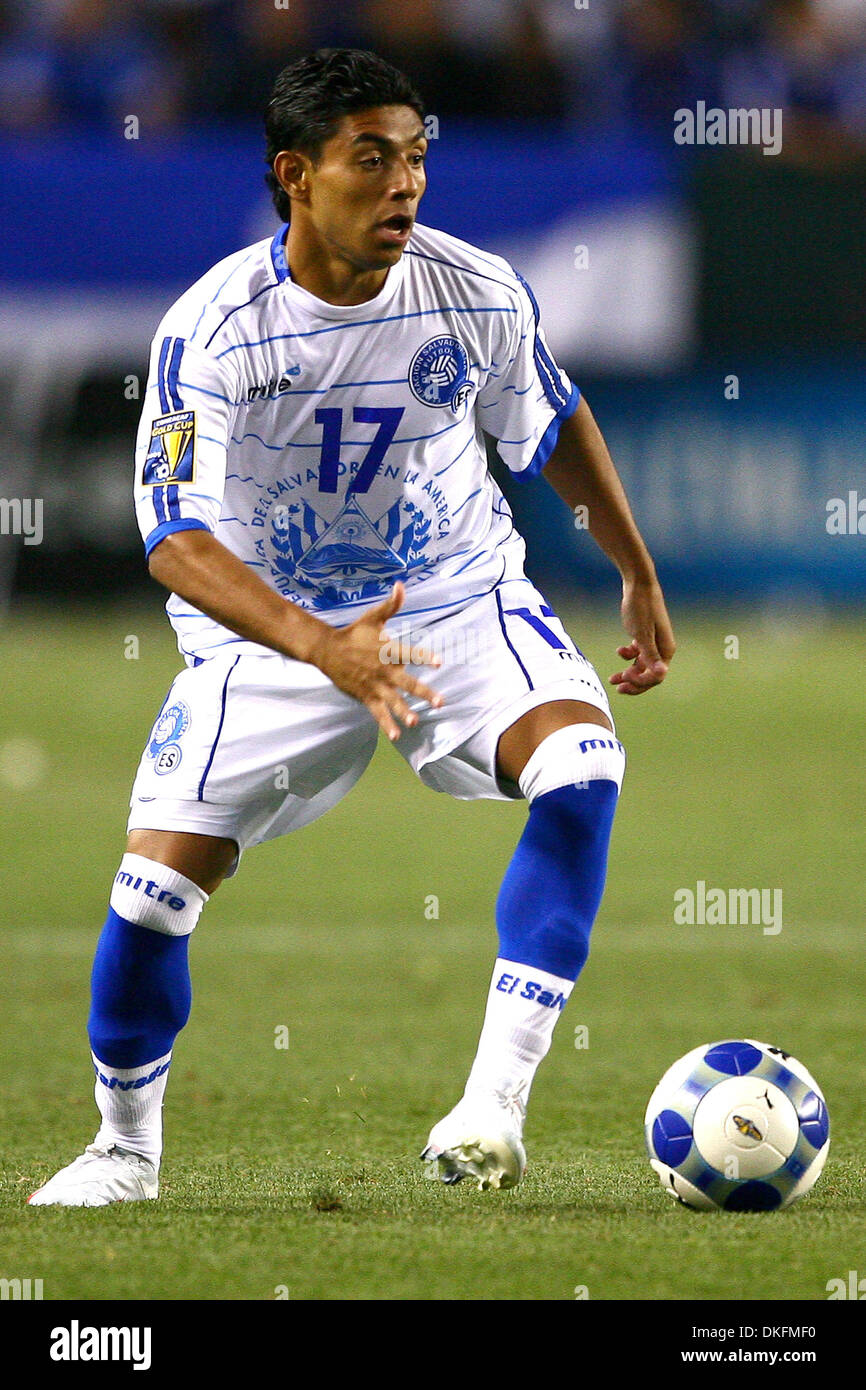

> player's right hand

[{"left": 310, "top": 582, "right": 443, "bottom": 741}]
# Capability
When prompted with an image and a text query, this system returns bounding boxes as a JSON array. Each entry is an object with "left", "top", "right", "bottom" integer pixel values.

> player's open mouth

[{"left": 376, "top": 215, "right": 413, "bottom": 244}]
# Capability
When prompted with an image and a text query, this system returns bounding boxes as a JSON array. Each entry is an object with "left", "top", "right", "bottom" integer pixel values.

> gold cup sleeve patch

[{"left": 142, "top": 411, "right": 196, "bottom": 486}]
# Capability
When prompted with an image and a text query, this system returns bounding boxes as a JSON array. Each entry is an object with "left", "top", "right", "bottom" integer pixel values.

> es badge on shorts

[
  {"left": 147, "top": 700, "right": 190, "bottom": 775},
  {"left": 409, "top": 336, "right": 472, "bottom": 413},
  {"left": 142, "top": 411, "right": 196, "bottom": 486}
]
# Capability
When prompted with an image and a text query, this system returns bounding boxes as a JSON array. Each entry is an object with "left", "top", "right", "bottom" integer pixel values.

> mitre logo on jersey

[
  {"left": 246, "top": 364, "right": 302, "bottom": 401},
  {"left": 409, "top": 336, "right": 472, "bottom": 412},
  {"left": 142, "top": 410, "right": 196, "bottom": 486}
]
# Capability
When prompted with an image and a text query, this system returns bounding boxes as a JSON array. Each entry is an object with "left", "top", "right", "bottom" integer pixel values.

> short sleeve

[
  {"left": 133, "top": 333, "right": 239, "bottom": 557},
  {"left": 476, "top": 270, "right": 579, "bottom": 480}
]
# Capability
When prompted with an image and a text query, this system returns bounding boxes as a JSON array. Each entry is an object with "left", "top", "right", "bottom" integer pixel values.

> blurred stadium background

[{"left": 2, "top": 0, "right": 866, "bottom": 1305}]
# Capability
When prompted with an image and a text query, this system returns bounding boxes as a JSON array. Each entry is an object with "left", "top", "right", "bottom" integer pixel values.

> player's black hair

[{"left": 265, "top": 49, "right": 426, "bottom": 222}]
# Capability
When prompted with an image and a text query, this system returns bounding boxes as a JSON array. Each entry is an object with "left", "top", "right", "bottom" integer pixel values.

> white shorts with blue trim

[{"left": 127, "top": 576, "right": 613, "bottom": 860}]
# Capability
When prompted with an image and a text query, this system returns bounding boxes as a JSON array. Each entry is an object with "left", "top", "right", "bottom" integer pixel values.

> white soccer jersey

[{"left": 133, "top": 221, "right": 580, "bottom": 662}]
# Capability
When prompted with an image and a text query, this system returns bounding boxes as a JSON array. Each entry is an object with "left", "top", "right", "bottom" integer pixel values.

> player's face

[{"left": 304, "top": 106, "right": 428, "bottom": 272}]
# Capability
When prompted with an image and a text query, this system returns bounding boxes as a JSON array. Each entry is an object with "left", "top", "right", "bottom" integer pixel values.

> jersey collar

[
  {"left": 270, "top": 224, "right": 290, "bottom": 284},
  {"left": 269, "top": 223, "right": 407, "bottom": 320}
]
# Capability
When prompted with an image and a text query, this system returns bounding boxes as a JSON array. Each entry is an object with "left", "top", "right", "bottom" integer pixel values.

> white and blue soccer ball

[{"left": 645, "top": 1039, "right": 830, "bottom": 1212}]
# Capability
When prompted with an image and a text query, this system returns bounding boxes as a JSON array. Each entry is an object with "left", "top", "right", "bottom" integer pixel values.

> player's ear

[{"left": 273, "top": 151, "right": 311, "bottom": 205}]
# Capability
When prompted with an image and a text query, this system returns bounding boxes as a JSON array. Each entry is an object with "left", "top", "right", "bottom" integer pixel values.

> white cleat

[
  {"left": 28, "top": 1144, "right": 158, "bottom": 1207},
  {"left": 421, "top": 1086, "right": 528, "bottom": 1191}
]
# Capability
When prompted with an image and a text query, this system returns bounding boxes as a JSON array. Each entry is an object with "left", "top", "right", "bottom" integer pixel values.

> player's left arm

[{"left": 542, "top": 395, "right": 676, "bottom": 695}]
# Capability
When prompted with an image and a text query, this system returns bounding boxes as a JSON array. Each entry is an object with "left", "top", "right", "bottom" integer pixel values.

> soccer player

[{"left": 30, "top": 49, "right": 674, "bottom": 1206}]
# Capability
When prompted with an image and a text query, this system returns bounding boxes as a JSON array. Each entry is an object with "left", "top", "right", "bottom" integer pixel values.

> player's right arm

[{"left": 148, "top": 531, "right": 441, "bottom": 740}]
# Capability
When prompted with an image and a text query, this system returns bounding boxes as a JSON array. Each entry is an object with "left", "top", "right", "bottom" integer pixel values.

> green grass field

[{"left": 1, "top": 601, "right": 863, "bottom": 1302}]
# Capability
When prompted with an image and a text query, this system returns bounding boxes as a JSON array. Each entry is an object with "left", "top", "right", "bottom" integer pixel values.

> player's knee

[
  {"left": 109, "top": 854, "right": 208, "bottom": 936},
  {"left": 126, "top": 829, "right": 236, "bottom": 895},
  {"left": 518, "top": 722, "right": 626, "bottom": 804}
]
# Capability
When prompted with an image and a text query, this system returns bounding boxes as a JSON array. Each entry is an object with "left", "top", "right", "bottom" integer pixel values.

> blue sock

[
  {"left": 88, "top": 907, "right": 192, "bottom": 1068},
  {"left": 495, "top": 781, "right": 619, "bottom": 981}
]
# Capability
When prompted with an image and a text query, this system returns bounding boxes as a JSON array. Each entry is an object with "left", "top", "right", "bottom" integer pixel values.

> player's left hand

[{"left": 611, "top": 576, "right": 676, "bottom": 695}]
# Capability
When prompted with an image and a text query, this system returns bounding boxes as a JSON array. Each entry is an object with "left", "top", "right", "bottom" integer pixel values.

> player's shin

[
  {"left": 465, "top": 725, "right": 626, "bottom": 1106},
  {"left": 87, "top": 854, "right": 207, "bottom": 1169}
]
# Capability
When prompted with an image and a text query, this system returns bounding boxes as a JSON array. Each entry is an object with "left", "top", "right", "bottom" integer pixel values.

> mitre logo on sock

[
  {"left": 114, "top": 871, "right": 186, "bottom": 911},
  {"left": 109, "top": 853, "right": 206, "bottom": 937},
  {"left": 495, "top": 971, "right": 568, "bottom": 1011}
]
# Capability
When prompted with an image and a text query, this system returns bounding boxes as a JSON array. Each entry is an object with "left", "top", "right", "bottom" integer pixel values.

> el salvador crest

[
  {"left": 267, "top": 492, "right": 434, "bottom": 610},
  {"left": 147, "top": 700, "right": 191, "bottom": 774},
  {"left": 409, "top": 336, "right": 472, "bottom": 412}
]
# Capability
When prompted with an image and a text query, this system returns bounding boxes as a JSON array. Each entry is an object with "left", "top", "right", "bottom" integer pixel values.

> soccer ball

[{"left": 645, "top": 1039, "right": 829, "bottom": 1212}]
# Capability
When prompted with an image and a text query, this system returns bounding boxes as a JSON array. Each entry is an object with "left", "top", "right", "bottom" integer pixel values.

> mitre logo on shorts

[
  {"left": 141, "top": 410, "right": 196, "bottom": 486},
  {"left": 409, "top": 336, "right": 472, "bottom": 413},
  {"left": 146, "top": 700, "right": 191, "bottom": 775}
]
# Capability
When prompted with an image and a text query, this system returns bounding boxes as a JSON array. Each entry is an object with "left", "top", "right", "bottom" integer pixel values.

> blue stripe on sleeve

[
  {"left": 511, "top": 383, "right": 581, "bottom": 480},
  {"left": 535, "top": 336, "right": 569, "bottom": 410},
  {"left": 513, "top": 269, "right": 569, "bottom": 411},
  {"left": 534, "top": 343, "right": 568, "bottom": 410},
  {"left": 167, "top": 339, "right": 185, "bottom": 410},
  {"left": 144, "top": 518, "right": 211, "bottom": 557},
  {"left": 152, "top": 485, "right": 167, "bottom": 524},
  {"left": 166, "top": 483, "right": 181, "bottom": 520},
  {"left": 157, "top": 338, "right": 171, "bottom": 412}
]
